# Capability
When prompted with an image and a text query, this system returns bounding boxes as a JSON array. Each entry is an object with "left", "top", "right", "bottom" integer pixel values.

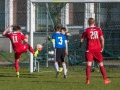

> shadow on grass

[
  {"left": 0, "top": 74, "right": 15, "bottom": 77},
  {"left": 30, "top": 80, "right": 80, "bottom": 84},
  {"left": 0, "top": 73, "right": 43, "bottom": 78}
]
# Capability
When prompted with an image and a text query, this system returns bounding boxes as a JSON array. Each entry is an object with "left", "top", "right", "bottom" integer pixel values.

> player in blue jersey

[
  {"left": 47, "top": 27, "right": 70, "bottom": 73},
  {"left": 52, "top": 26, "right": 68, "bottom": 78},
  {"left": 59, "top": 27, "right": 71, "bottom": 72}
]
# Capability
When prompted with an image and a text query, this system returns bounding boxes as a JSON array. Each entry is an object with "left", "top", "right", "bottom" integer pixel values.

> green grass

[
  {"left": 0, "top": 52, "right": 29, "bottom": 62},
  {"left": 0, "top": 67, "right": 120, "bottom": 90}
]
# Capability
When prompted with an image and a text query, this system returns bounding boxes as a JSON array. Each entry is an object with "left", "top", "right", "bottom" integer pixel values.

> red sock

[
  {"left": 14, "top": 61, "right": 19, "bottom": 72},
  {"left": 29, "top": 46, "right": 35, "bottom": 54},
  {"left": 86, "top": 65, "right": 91, "bottom": 80},
  {"left": 100, "top": 66, "right": 107, "bottom": 80}
]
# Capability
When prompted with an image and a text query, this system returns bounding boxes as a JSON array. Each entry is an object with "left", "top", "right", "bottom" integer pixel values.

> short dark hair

[
  {"left": 54, "top": 26, "right": 60, "bottom": 32},
  {"left": 13, "top": 26, "right": 21, "bottom": 31},
  {"left": 61, "top": 27, "right": 66, "bottom": 32}
]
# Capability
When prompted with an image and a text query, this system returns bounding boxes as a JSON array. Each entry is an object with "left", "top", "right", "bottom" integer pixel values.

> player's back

[
  {"left": 5, "top": 32, "right": 25, "bottom": 51},
  {"left": 84, "top": 26, "right": 103, "bottom": 52},
  {"left": 52, "top": 32, "right": 66, "bottom": 48}
]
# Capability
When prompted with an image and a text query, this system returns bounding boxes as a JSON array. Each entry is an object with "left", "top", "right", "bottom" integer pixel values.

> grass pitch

[{"left": 0, "top": 67, "right": 120, "bottom": 90}]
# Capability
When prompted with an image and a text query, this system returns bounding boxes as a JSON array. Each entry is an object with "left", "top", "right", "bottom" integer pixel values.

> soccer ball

[{"left": 36, "top": 44, "right": 43, "bottom": 51}]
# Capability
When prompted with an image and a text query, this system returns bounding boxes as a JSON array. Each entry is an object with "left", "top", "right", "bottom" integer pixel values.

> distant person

[
  {"left": 79, "top": 18, "right": 111, "bottom": 84},
  {"left": 2, "top": 25, "right": 35, "bottom": 78},
  {"left": 52, "top": 26, "right": 68, "bottom": 78}
]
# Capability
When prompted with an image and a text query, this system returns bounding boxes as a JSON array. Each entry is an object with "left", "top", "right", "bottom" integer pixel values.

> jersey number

[
  {"left": 90, "top": 31, "right": 98, "bottom": 39},
  {"left": 12, "top": 36, "right": 18, "bottom": 43},
  {"left": 58, "top": 37, "right": 63, "bottom": 45}
]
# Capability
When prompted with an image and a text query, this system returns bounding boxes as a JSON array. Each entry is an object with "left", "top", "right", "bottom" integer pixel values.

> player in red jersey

[
  {"left": 79, "top": 18, "right": 111, "bottom": 84},
  {"left": 2, "top": 25, "right": 35, "bottom": 78}
]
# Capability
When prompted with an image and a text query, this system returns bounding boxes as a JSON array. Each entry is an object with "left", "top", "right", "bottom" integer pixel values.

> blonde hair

[{"left": 88, "top": 18, "right": 95, "bottom": 25}]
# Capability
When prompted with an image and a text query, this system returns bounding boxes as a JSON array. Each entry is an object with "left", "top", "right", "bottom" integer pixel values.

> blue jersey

[{"left": 52, "top": 32, "right": 66, "bottom": 48}]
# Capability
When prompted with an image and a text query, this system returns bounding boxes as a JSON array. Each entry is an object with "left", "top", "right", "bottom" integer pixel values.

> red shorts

[
  {"left": 14, "top": 44, "right": 29, "bottom": 60},
  {"left": 85, "top": 52, "right": 103, "bottom": 63}
]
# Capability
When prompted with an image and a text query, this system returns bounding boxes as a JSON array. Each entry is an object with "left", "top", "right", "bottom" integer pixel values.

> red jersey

[
  {"left": 5, "top": 32, "right": 25, "bottom": 51},
  {"left": 81, "top": 26, "right": 103, "bottom": 52}
]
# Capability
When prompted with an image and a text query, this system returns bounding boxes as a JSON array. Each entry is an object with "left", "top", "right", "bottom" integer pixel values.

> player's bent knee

[
  {"left": 62, "top": 62, "right": 65, "bottom": 64},
  {"left": 54, "top": 61, "right": 58, "bottom": 63},
  {"left": 87, "top": 61, "right": 92, "bottom": 66},
  {"left": 98, "top": 62, "right": 104, "bottom": 66}
]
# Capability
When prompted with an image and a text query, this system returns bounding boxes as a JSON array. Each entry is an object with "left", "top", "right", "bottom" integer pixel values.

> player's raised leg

[{"left": 27, "top": 44, "right": 35, "bottom": 54}]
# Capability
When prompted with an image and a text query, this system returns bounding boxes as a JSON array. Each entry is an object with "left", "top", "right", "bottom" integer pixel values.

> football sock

[
  {"left": 86, "top": 65, "right": 91, "bottom": 80},
  {"left": 54, "top": 63, "right": 59, "bottom": 72},
  {"left": 16, "top": 72, "right": 20, "bottom": 78},
  {"left": 62, "top": 63, "right": 67, "bottom": 75},
  {"left": 17, "top": 72, "right": 20, "bottom": 76},
  {"left": 100, "top": 66, "right": 107, "bottom": 80},
  {"left": 14, "top": 61, "right": 19, "bottom": 72},
  {"left": 28, "top": 45, "right": 34, "bottom": 54}
]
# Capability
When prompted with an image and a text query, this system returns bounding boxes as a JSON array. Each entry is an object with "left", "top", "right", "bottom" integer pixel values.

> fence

[{"left": 0, "top": 0, "right": 120, "bottom": 72}]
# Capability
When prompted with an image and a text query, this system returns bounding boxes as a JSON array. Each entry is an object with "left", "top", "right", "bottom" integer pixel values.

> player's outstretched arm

[
  {"left": 47, "top": 36, "right": 52, "bottom": 42},
  {"left": 24, "top": 34, "right": 28, "bottom": 43},
  {"left": 2, "top": 25, "right": 12, "bottom": 36}
]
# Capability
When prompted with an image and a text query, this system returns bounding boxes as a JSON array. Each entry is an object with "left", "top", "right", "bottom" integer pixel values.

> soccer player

[
  {"left": 2, "top": 25, "right": 35, "bottom": 78},
  {"left": 52, "top": 26, "right": 68, "bottom": 78},
  {"left": 47, "top": 27, "right": 70, "bottom": 73},
  {"left": 79, "top": 18, "right": 111, "bottom": 84},
  {"left": 59, "top": 27, "right": 70, "bottom": 72}
]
